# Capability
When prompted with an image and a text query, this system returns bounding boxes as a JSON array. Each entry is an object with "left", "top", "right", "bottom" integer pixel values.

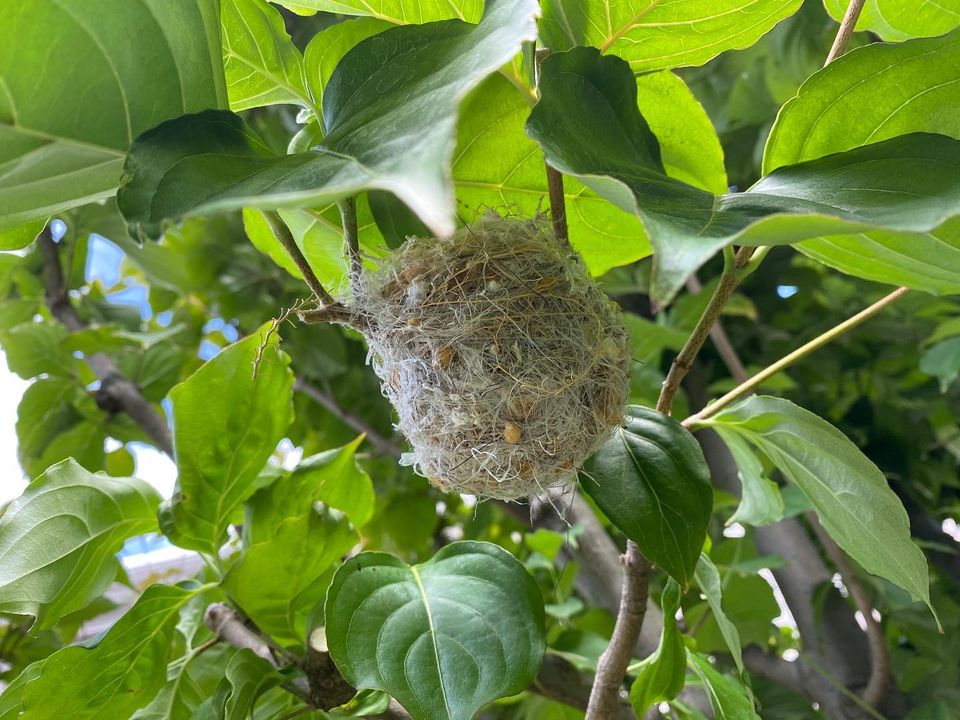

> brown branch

[
  {"left": 263, "top": 210, "right": 338, "bottom": 307},
  {"left": 807, "top": 514, "right": 890, "bottom": 708},
  {"left": 585, "top": 542, "right": 653, "bottom": 720},
  {"left": 657, "top": 246, "right": 753, "bottom": 415},
  {"left": 824, "top": 0, "right": 867, "bottom": 66},
  {"left": 535, "top": 654, "right": 635, "bottom": 720},
  {"left": 293, "top": 378, "right": 402, "bottom": 458},
  {"left": 205, "top": 603, "right": 412, "bottom": 720},
  {"left": 545, "top": 164, "right": 569, "bottom": 246},
  {"left": 38, "top": 228, "right": 174, "bottom": 457}
]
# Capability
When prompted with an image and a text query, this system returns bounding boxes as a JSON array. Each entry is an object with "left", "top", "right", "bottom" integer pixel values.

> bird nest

[{"left": 350, "top": 216, "right": 631, "bottom": 500}]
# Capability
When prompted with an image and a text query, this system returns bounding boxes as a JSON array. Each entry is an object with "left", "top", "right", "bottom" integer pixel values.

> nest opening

[{"left": 351, "top": 215, "right": 631, "bottom": 500}]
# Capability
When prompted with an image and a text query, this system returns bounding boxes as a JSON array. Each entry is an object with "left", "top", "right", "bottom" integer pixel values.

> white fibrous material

[{"left": 354, "top": 216, "right": 631, "bottom": 500}]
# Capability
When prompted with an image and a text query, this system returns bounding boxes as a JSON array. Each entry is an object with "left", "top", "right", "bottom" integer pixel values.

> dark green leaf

[
  {"left": 629, "top": 580, "right": 686, "bottom": 713},
  {"left": 223, "top": 507, "right": 358, "bottom": 644},
  {"left": 822, "top": 0, "right": 960, "bottom": 40},
  {"left": 19, "top": 585, "right": 197, "bottom": 720},
  {"left": 0, "top": 0, "right": 226, "bottom": 231},
  {"left": 194, "top": 649, "right": 283, "bottom": 720},
  {"left": 715, "top": 429, "right": 784, "bottom": 527},
  {"left": 161, "top": 324, "right": 293, "bottom": 553},
  {"left": 697, "top": 395, "right": 933, "bottom": 613},
  {"left": 581, "top": 406, "right": 712, "bottom": 586},
  {"left": 221, "top": 0, "right": 314, "bottom": 112},
  {"left": 693, "top": 555, "right": 743, "bottom": 673},
  {"left": 325, "top": 541, "right": 545, "bottom": 720},
  {"left": 539, "top": 0, "right": 801, "bottom": 72},
  {"left": 686, "top": 651, "right": 759, "bottom": 719},
  {"left": 369, "top": 190, "right": 430, "bottom": 248},
  {"left": 118, "top": 0, "right": 539, "bottom": 241},
  {"left": 527, "top": 47, "right": 960, "bottom": 303},
  {"left": 0, "top": 458, "right": 160, "bottom": 629}
]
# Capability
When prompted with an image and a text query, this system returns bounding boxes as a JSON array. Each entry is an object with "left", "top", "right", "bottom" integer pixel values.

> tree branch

[
  {"left": 293, "top": 378, "right": 402, "bottom": 458},
  {"left": 807, "top": 514, "right": 890, "bottom": 709},
  {"left": 337, "top": 197, "right": 362, "bottom": 281},
  {"left": 545, "top": 164, "right": 569, "bottom": 247},
  {"left": 263, "top": 210, "right": 339, "bottom": 308},
  {"left": 686, "top": 274, "right": 749, "bottom": 384},
  {"left": 824, "top": 0, "right": 867, "bottom": 65},
  {"left": 38, "top": 228, "right": 174, "bottom": 457}
]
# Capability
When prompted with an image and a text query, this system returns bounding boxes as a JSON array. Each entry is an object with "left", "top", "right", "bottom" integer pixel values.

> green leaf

[
  {"left": 325, "top": 541, "right": 546, "bottom": 720},
  {"left": 271, "top": 0, "right": 481, "bottom": 23},
  {"left": 0, "top": 661, "right": 43, "bottom": 720},
  {"left": 581, "top": 406, "right": 712, "bottom": 586},
  {"left": 629, "top": 580, "right": 686, "bottom": 714},
  {"left": 196, "top": 649, "right": 283, "bottom": 720},
  {"left": 19, "top": 584, "right": 196, "bottom": 720},
  {"left": 295, "top": 437, "right": 377, "bottom": 527},
  {"left": 0, "top": 0, "right": 226, "bottom": 231},
  {"left": 0, "top": 219, "right": 45, "bottom": 250},
  {"left": 686, "top": 651, "right": 760, "bottom": 719},
  {"left": 223, "top": 507, "right": 358, "bottom": 644},
  {"left": 0, "top": 321, "right": 73, "bottom": 379},
  {"left": 686, "top": 574, "right": 780, "bottom": 653},
  {"left": 528, "top": 47, "right": 960, "bottom": 303},
  {"left": 920, "top": 337, "right": 960, "bottom": 392},
  {"left": 118, "top": 0, "right": 539, "bottom": 241},
  {"left": 162, "top": 324, "right": 293, "bottom": 554},
  {"left": 221, "top": 0, "right": 314, "bottom": 112},
  {"left": 697, "top": 395, "right": 933, "bottom": 612},
  {"left": 822, "top": 0, "right": 960, "bottom": 40},
  {"left": 693, "top": 555, "right": 743, "bottom": 674},
  {"left": 715, "top": 428, "right": 784, "bottom": 527},
  {"left": 303, "top": 17, "right": 391, "bottom": 117},
  {"left": 0, "top": 458, "right": 160, "bottom": 629},
  {"left": 764, "top": 31, "right": 960, "bottom": 295},
  {"left": 539, "top": 0, "right": 802, "bottom": 72},
  {"left": 131, "top": 645, "right": 236, "bottom": 720}
]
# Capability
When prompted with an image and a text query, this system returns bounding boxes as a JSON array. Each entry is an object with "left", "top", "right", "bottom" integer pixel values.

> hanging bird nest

[{"left": 344, "top": 215, "right": 631, "bottom": 500}]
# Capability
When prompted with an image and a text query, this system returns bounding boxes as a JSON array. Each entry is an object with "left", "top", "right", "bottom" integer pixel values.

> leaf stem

[
  {"left": 824, "top": 0, "right": 867, "bottom": 66},
  {"left": 263, "top": 210, "right": 336, "bottom": 306},
  {"left": 337, "top": 197, "right": 362, "bottom": 280},
  {"left": 684, "top": 287, "right": 909, "bottom": 427}
]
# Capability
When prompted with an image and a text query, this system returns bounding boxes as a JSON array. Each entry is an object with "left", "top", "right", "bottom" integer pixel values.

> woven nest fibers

[{"left": 354, "top": 216, "right": 631, "bottom": 500}]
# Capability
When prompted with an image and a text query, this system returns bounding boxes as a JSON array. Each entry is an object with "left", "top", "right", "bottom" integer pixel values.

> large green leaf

[
  {"left": 18, "top": 584, "right": 196, "bottom": 720},
  {"left": 539, "top": 0, "right": 801, "bottom": 72},
  {"left": 764, "top": 30, "right": 960, "bottom": 295},
  {"left": 132, "top": 646, "right": 236, "bottom": 720},
  {"left": 454, "top": 67, "right": 724, "bottom": 276},
  {"left": 822, "top": 0, "right": 960, "bottom": 40},
  {"left": 0, "top": 459, "right": 160, "bottom": 629},
  {"left": 0, "top": 0, "right": 226, "bottom": 232},
  {"left": 527, "top": 47, "right": 960, "bottom": 303},
  {"left": 223, "top": 507, "right": 358, "bottom": 644},
  {"left": 194, "top": 649, "right": 283, "bottom": 720},
  {"left": 272, "top": 0, "right": 481, "bottom": 22},
  {"left": 118, "top": 0, "right": 539, "bottom": 241},
  {"left": 715, "top": 428, "right": 784, "bottom": 527},
  {"left": 629, "top": 580, "right": 686, "bottom": 714},
  {"left": 325, "top": 541, "right": 545, "bottom": 720},
  {"left": 696, "top": 396, "right": 933, "bottom": 611},
  {"left": 581, "top": 406, "right": 712, "bottom": 586},
  {"left": 161, "top": 324, "right": 293, "bottom": 554},
  {"left": 221, "top": 0, "right": 315, "bottom": 113},
  {"left": 686, "top": 651, "right": 759, "bottom": 719}
]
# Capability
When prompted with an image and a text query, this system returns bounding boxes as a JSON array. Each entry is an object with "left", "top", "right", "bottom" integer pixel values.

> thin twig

[
  {"left": 686, "top": 275, "right": 749, "bottom": 384},
  {"left": 293, "top": 378, "right": 402, "bottom": 457},
  {"left": 807, "top": 514, "right": 890, "bottom": 708},
  {"left": 263, "top": 210, "right": 337, "bottom": 306},
  {"left": 545, "top": 164, "right": 569, "bottom": 246},
  {"left": 684, "top": 287, "right": 909, "bottom": 427},
  {"left": 37, "top": 227, "right": 174, "bottom": 457},
  {"left": 824, "top": 0, "right": 867, "bottom": 66},
  {"left": 657, "top": 246, "right": 753, "bottom": 414},
  {"left": 337, "top": 197, "right": 362, "bottom": 280}
]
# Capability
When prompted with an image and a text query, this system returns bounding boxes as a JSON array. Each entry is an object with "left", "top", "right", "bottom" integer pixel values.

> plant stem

[
  {"left": 545, "top": 163, "right": 569, "bottom": 246},
  {"left": 263, "top": 210, "right": 336, "bottom": 306},
  {"left": 337, "top": 197, "right": 362, "bottom": 279},
  {"left": 824, "top": 0, "right": 867, "bottom": 65},
  {"left": 684, "top": 286, "right": 909, "bottom": 427}
]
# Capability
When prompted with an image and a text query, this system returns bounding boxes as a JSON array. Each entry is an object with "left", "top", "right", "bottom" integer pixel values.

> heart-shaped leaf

[
  {"left": 325, "top": 541, "right": 545, "bottom": 720},
  {"left": 581, "top": 406, "right": 712, "bottom": 586},
  {"left": 118, "top": 0, "right": 539, "bottom": 241},
  {"left": 527, "top": 47, "right": 960, "bottom": 303},
  {"left": 0, "top": 458, "right": 160, "bottom": 629}
]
